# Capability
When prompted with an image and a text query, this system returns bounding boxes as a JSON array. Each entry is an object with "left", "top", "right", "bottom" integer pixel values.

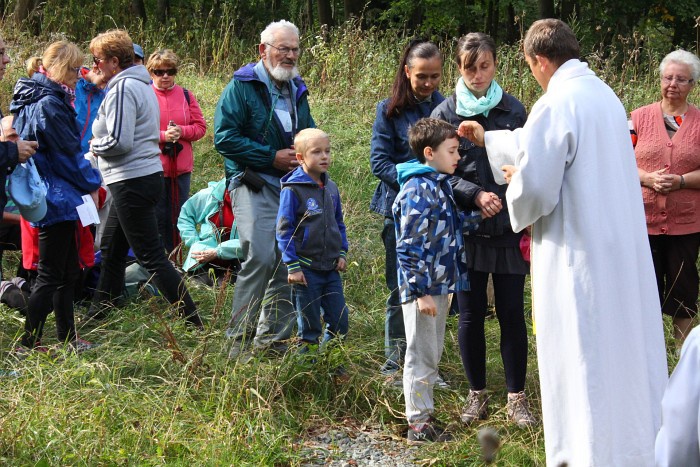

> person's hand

[
  {"left": 192, "top": 249, "right": 218, "bottom": 264},
  {"left": 642, "top": 167, "right": 676, "bottom": 194},
  {"left": 502, "top": 165, "right": 518, "bottom": 184},
  {"left": 288, "top": 270, "right": 307, "bottom": 285},
  {"left": 164, "top": 125, "right": 182, "bottom": 142},
  {"left": 417, "top": 295, "right": 437, "bottom": 317},
  {"left": 273, "top": 148, "right": 300, "bottom": 172},
  {"left": 475, "top": 191, "right": 502, "bottom": 218},
  {"left": 457, "top": 121, "right": 485, "bottom": 147},
  {"left": 89, "top": 189, "right": 100, "bottom": 208},
  {"left": 336, "top": 257, "right": 347, "bottom": 272},
  {"left": 16, "top": 140, "right": 38, "bottom": 162}
]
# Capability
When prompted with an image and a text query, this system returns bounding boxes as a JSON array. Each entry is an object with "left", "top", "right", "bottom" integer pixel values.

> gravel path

[{"left": 298, "top": 423, "right": 422, "bottom": 466}]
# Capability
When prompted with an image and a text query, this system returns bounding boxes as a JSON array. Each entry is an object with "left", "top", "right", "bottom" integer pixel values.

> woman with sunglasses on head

[
  {"left": 369, "top": 39, "right": 444, "bottom": 383},
  {"left": 11, "top": 41, "right": 102, "bottom": 353},
  {"left": 85, "top": 29, "right": 202, "bottom": 328},
  {"left": 631, "top": 49, "right": 700, "bottom": 348},
  {"left": 147, "top": 49, "right": 207, "bottom": 254},
  {"left": 431, "top": 32, "right": 535, "bottom": 427}
]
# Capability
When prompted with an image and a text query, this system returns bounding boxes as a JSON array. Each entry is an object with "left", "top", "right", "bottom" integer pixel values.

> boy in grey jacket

[{"left": 276, "top": 128, "right": 348, "bottom": 348}]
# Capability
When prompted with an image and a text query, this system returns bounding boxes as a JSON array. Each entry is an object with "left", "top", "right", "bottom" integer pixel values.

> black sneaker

[{"left": 407, "top": 421, "right": 453, "bottom": 443}]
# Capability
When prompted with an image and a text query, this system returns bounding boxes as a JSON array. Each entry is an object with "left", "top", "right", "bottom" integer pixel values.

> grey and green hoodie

[{"left": 91, "top": 65, "right": 162, "bottom": 185}]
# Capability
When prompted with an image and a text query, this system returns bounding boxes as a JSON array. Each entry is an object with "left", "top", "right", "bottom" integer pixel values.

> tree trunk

[
  {"left": 538, "top": 0, "right": 555, "bottom": 19},
  {"left": 317, "top": 0, "right": 334, "bottom": 27},
  {"left": 305, "top": 0, "right": 314, "bottom": 29},
  {"left": 559, "top": 0, "right": 578, "bottom": 22},
  {"left": 131, "top": 0, "right": 147, "bottom": 23},
  {"left": 505, "top": 2, "right": 518, "bottom": 43},
  {"left": 344, "top": 0, "right": 362, "bottom": 21},
  {"left": 13, "top": 0, "right": 34, "bottom": 24},
  {"left": 156, "top": 0, "right": 170, "bottom": 23}
]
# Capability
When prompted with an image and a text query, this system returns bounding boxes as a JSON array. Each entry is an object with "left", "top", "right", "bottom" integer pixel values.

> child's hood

[
  {"left": 396, "top": 159, "right": 437, "bottom": 188},
  {"left": 280, "top": 166, "right": 328, "bottom": 187}
]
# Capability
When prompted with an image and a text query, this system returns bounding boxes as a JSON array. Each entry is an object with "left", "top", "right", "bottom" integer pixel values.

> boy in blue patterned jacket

[
  {"left": 393, "top": 118, "right": 480, "bottom": 442},
  {"left": 276, "top": 128, "right": 349, "bottom": 350}
]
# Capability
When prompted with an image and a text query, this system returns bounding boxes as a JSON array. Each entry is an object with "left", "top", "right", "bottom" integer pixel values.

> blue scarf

[{"left": 455, "top": 78, "right": 503, "bottom": 118}]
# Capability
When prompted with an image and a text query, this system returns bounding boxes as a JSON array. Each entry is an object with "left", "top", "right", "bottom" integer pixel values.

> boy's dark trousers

[{"left": 292, "top": 267, "right": 348, "bottom": 344}]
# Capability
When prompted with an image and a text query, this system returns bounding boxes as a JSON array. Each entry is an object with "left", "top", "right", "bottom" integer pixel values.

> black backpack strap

[{"left": 183, "top": 88, "right": 190, "bottom": 105}]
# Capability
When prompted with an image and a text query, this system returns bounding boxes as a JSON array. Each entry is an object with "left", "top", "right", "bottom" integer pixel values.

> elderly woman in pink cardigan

[
  {"left": 147, "top": 49, "right": 207, "bottom": 254},
  {"left": 631, "top": 49, "right": 700, "bottom": 346}
]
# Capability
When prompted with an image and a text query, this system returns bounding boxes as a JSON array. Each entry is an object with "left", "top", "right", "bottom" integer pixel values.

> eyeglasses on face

[
  {"left": 662, "top": 76, "right": 694, "bottom": 86},
  {"left": 265, "top": 43, "right": 301, "bottom": 56},
  {"left": 73, "top": 67, "right": 82, "bottom": 74},
  {"left": 152, "top": 68, "right": 177, "bottom": 77},
  {"left": 93, "top": 56, "right": 106, "bottom": 65}
]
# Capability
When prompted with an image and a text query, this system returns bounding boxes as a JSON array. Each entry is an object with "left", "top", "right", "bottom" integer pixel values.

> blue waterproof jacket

[
  {"left": 75, "top": 75, "right": 105, "bottom": 154},
  {"left": 369, "top": 92, "right": 444, "bottom": 217},
  {"left": 393, "top": 161, "right": 480, "bottom": 303},
  {"left": 11, "top": 73, "right": 102, "bottom": 227},
  {"left": 214, "top": 62, "right": 315, "bottom": 180},
  {"left": 277, "top": 166, "right": 348, "bottom": 273}
]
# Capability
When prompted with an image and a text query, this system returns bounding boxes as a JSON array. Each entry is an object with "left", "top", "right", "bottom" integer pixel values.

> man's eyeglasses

[
  {"left": 152, "top": 68, "right": 177, "bottom": 77},
  {"left": 265, "top": 43, "right": 301, "bottom": 56},
  {"left": 662, "top": 76, "right": 694, "bottom": 86}
]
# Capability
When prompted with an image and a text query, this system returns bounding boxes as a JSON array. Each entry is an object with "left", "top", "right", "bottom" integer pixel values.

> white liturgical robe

[
  {"left": 484, "top": 59, "right": 668, "bottom": 466},
  {"left": 655, "top": 326, "right": 700, "bottom": 467}
]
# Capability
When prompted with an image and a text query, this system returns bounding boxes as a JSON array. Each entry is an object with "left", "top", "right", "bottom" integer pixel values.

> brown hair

[
  {"left": 523, "top": 19, "right": 579, "bottom": 67},
  {"left": 456, "top": 32, "right": 497, "bottom": 71},
  {"left": 408, "top": 118, "right": 458, "bottom": 164},
  {"left": 386, "top": 39, "right": 442, "bottom": 118},
  {"left": 90, "top": 29, "right": 134, "bottom": 69},
  {"left": 26, "top": 41, "right": 82, "bottom": 84},
  {"left": 146, "top": 49, "right": 179, "bottom": 74}
]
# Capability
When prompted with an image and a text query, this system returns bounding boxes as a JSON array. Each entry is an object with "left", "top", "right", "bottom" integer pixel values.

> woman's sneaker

[
  {"left": 407, "top": 419, "right": 453, "bottom": 443},
  {"left": 12, "top": 342, "right": 50, "bottom": 359},
  {"left": 461, "top": 389, "right": 489, "bottom": 425},
  {"left": 507, "top": 391, "right": 537, "bottom": 427}
]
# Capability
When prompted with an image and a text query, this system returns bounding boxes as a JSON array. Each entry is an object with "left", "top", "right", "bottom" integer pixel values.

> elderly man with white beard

[{"left": 215, "top": 20, "right": 315, "bottom": 359}]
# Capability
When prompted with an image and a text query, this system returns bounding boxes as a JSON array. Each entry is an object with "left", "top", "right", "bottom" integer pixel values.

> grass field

[{"left": 0, "top": 29, "right": 693, "bottom": 465}]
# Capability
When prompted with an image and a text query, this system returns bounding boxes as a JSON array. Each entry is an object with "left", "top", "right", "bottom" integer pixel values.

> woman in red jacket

[{"left": 147, "top": 49, "right": 207, "bottom": 254}]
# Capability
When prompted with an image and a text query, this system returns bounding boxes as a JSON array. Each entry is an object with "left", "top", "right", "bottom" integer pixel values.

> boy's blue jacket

[
  {"left": 11, "top": 73, "right": 102, "bottom": 227},
  {"left": 393, "top": 160, "right": 478, "bottom": 303},
  {"left": 369, "top": 92, "right": 444, "bottom": 217},
  {"left": 276, "top": 166, "right": 348, "bottom": 273}
]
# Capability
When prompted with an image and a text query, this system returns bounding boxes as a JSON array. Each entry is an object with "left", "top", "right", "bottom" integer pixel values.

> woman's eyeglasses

[
  {"left": 93, "top": 56, "right": 105, "bottom": 65},
  {"left": 152, "top": 68, "right": 177, "bottom": 77}
]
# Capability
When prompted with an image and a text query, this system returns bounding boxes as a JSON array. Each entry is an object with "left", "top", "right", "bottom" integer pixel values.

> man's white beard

[{"left": 268, "top": 63, "right": 299, "bottom": 82}]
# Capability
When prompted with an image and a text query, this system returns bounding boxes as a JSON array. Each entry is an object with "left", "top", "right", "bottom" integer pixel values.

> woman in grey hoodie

[{"left": 86, "top": 29, "right": 202, "bottom": 328}]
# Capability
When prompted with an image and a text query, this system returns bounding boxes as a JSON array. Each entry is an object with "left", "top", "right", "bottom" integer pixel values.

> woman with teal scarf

[{"left": 431, "top": 32, "right": 535, "bottom": 428}]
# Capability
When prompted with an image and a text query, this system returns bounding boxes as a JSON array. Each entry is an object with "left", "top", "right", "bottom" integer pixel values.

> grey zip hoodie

[{"left": 91, "top": 65, "right": 162, "bottom": 185}]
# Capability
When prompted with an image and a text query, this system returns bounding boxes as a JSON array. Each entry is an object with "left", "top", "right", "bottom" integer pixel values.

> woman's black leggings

[{"left": 456, "top": 270, "right": 527, "bottom": 393}]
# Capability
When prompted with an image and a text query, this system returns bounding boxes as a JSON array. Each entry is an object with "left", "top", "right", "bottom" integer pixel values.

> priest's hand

[
  {"left": 502, "top": 165, "right": 518, "bottom": 184},
  {"left": 475, "top": 191, "right": 502, "bottom": 218},
  {"left": 457, "top": 121, "right": 485, "bottom": 147}
]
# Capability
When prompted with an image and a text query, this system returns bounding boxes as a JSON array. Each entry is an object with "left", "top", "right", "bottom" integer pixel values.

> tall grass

[{"left": 0, "top": 22, "right": 694, "bottom": 465}]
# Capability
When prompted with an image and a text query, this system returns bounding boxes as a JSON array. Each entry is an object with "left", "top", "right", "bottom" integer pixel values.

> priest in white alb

[{"left": 458, "top": 19, "right": 668, "bottom": 467}]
